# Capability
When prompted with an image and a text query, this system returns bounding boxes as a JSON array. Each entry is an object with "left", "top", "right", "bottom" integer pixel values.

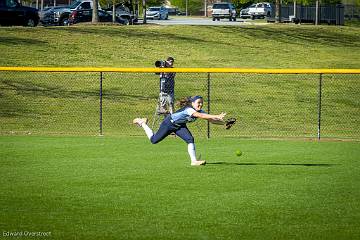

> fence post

[
  {"left": 317, "top": 73, "right": 323, "bottom": 140},
  {"left": 99, "top": 72, "right": 103, "bottom": 136},
  {"left": 207, "top": 72, "right": 211, "bottom": 139}
]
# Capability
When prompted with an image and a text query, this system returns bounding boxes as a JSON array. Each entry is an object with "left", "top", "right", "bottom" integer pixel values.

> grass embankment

[{"left": 0, "top": 24, "right": 359, "bottom": 68}]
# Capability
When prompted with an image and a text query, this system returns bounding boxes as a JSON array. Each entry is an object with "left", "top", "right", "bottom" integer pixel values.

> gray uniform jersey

[{"left": 171, "top": 107, "right": 206, "bottom": 125}]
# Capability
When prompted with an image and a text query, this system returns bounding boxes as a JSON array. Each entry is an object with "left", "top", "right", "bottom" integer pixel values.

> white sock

[
  {"left": 141, "top": 123, "right": 154, "bottom": 140},
  {"left": 187, "top": 143, "right": 197, "bottom": 162}
]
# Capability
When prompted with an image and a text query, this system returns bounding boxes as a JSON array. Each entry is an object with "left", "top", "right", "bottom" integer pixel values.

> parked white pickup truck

[{"left": 243, "top": 2, "right": 272, "bottom": 19}]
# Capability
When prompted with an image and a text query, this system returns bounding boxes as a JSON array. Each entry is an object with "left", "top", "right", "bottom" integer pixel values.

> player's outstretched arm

[
  {"left": 192, "top": 112, "right": 226, "bottom": 123},
  {"left": 193, "top": 112, "right": 237, "bottom": 129},
  {"left": 208, "top": 118, "right": 226, "bottom": 125}
]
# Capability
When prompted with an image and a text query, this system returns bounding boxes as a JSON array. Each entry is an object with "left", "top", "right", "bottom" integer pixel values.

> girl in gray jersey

[{"left": 133, "top": 95, "right": 226, "bottom": 166}]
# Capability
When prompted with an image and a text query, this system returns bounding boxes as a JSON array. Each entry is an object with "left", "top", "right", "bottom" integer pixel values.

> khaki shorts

[{"left": 158, "top": 93, "right": 174, "bottom": 114}]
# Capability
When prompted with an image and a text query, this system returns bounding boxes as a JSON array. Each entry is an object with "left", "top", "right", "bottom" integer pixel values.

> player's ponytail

[
  {"left": 176, "top": 95, "right": 203, "bottom": 108},
  {"left": 176, "top": 96, "right": 192, "bottom": 108}
]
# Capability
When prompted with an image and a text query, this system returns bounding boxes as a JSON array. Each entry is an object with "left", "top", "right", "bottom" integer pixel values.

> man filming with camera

[{"left": 155, "top": 56, "right": 176, "bottom": 115}]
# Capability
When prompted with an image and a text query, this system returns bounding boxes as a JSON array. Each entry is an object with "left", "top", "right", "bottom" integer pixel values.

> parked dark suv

[
  {"left": 0, "top": 0, "right": 39, "bottom": 26},
  {"left": 212, "top": 2, "right": 237, "bottom": 21},
  {"left": 68, "top": 9, "right": 128, "bottom": 25}
]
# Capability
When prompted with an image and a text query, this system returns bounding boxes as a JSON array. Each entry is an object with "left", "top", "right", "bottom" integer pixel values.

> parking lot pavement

[{"left": 146, "top": 17, "right": 270, "bottom": 26}]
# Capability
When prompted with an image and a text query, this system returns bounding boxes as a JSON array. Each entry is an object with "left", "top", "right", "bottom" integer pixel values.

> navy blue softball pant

[{"left": 150, "top": 116, "right": 194, "bottom": 144}]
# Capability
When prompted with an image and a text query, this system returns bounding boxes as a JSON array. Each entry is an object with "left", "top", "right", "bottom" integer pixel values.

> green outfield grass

[{"left": 1, "top": 136, "right": 359, "bottom": 239}]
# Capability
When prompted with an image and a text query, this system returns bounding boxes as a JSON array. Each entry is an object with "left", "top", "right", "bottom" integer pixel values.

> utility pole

[
  {"left": 315, "top": 0, "right": 319, "bottom": 25},
  {"left": 275, "top": 0, "right": 281, "bottom": 23},
  {"left": 92, "top": 0, "right": 99, "bottom": 23},
  {"left": 135, "top": 0, "right": 139, "bottom": 21},
  {"left": 143, "top": 0, "right": 147, "bottom": 23},
  {"left": 112, "top": 0, "right": 116, "bottom": 23},
  {"left": 204, "top": 0, "right": 207, "bottom": 17}
]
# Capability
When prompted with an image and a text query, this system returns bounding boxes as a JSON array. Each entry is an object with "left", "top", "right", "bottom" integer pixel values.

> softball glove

[{"left": 225, "top": 118, "right": 237, "bottom": 130}]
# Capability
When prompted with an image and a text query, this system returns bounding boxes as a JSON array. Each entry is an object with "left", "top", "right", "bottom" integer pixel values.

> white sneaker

[
  {"left": 133, "top": 118, "right": 148, "bottom": 127},
  {"left": 191, "top": 160, "right": 206, "bottom": 166}
]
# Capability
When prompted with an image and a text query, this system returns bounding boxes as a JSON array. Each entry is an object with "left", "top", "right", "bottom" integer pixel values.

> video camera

[
  {"left": 155, "top": 60, "right": 167, "bottom": 68},
  {"left": 155, "top": 57, "right": 174, "bottom": 68}
]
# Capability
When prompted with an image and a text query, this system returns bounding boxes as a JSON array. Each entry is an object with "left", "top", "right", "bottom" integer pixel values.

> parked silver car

[{"left": 146, "top": 6, "right": 168, "bottom": 20}]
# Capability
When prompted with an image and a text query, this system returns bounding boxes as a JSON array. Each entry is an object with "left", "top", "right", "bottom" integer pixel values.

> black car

[
  {"left": 166, "top": 7, "right": 184, "bottom": 16},
  {"left": 0, "top": 0, "right": 39, "bottom": 26},
  {"left": 69, "top": 9, "right": 128, "bottom": 25}
]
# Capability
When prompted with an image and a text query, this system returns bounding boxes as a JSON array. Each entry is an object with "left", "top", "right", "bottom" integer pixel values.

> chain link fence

[
  {"left": 0, "top": 68, "right": 359, "bottom": 140},
  {"left": 344, "top": 4, "right": 360, "bottom": 20}
]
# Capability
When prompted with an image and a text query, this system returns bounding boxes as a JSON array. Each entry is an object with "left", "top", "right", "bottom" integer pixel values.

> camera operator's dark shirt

[{"left": 160, "top": 72, "right": 176, "bottom": 94}]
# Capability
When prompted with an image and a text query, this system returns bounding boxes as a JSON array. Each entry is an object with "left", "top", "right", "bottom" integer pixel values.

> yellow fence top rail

[{"left": 0, "top": 67, "right": 360, "bottom": 74}]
